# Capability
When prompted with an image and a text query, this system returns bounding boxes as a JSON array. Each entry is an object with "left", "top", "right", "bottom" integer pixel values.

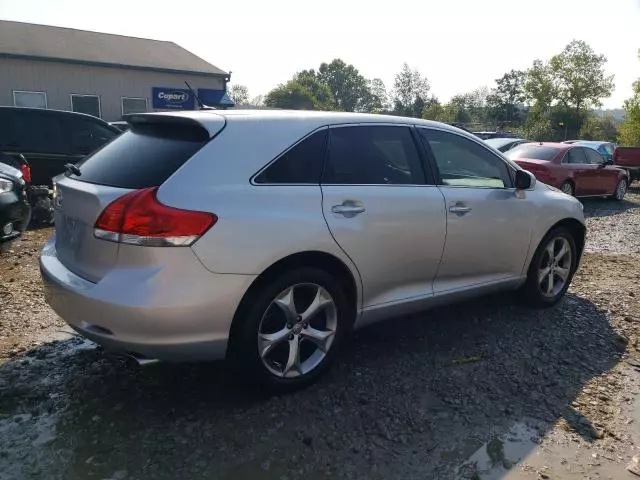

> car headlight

[{"left": 0, "top": 179, "right": 13, "bottom": 193}]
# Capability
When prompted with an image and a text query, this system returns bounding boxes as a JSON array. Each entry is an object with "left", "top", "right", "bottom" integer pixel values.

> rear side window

[
  {"left": 506, "top": 145, "right": 560, "bottom": 161},
  {"left": 254, "top": 129, "right": 327, "bottom": 184},
  {"left": 323, "top": 125, "right": 424, "bottom": 185},
  {"left": 72, "top": 123, "right": 208, "bottom": 189},
  {"left": 0, "top": 109, "right": 65, "bottom": 153}
]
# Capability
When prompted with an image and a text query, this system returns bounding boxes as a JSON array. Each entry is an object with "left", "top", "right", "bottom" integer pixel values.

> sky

[{"left": 1, "top": 0, "right": 639, "bottom": 108}]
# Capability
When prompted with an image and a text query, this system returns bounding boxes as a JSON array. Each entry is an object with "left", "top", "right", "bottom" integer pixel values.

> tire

[
  {"left": 560, "top": 181, "right": 574, "bottom": 197},
  {"left": 228, "top": 267, "right": 350, "bottom": 392},
  {"left": 610, "top": 178, "right": 627, "bottom": 201},
  {"left": 521, "top": 226, "right": 578, "bottom": 308}
]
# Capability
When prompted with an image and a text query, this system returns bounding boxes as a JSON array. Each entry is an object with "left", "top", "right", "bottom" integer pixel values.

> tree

[
  {"left": 264, "top": 79, "right": 333, "bottom": 110},
  {"left": 549, "top": 40, "right": 614, "bottom": 131},
  {"left": 296, "top": 70, "right": 336, "bottom": 108},
  {"left": 422, "top": 99, "right": 457, "bottom": 123},
  {"left": 227, "top": 84, "right": 249, "bottom": 105},
  {"left": 392, "top": 63, "right": 430, "bottom": 117},
  {"left": 487, "top": 69, "right": 526, "bottom": 124},
  {"left": 619, "top": 50, "right": 640, "bottom": 146},
  {"left": 580, "top": 115, "right": 619, "bottom": 142},
  {"left": 369, "top": 78, "right": 389, "bottom": 112},
  {"left": 317, "top": 59, "right": 373, "bottom": 112},
  {"left": 524, "top": 59, "right": 558, "bottom": 112}
]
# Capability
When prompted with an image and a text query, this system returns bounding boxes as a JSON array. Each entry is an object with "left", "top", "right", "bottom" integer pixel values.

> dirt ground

[{"left": 1, "top": 187, "right": 640, "bottom": 480}]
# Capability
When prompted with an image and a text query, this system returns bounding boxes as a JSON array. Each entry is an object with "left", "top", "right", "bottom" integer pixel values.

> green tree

[
  {"left": 619, "top": 51, "right": 640, "bottom": 146},
  {"left": 296, "top": 70, "right": 336, "bottom": 108},
  {"left": 369, "top": 78, "right": 389, "bottom": 112},
  {"left": 487, "top": 69, "right": 526, "bottom": 124},
  {"left": 227, "top": 84, "right": 249, "bottom": 105},
  {"left": 392, "top": 63, "right": 431, "bottom": 117},
  {"left": 524, "top": 59, "right": 558, "bottom": 112},
  {"left": 316, "top": 59, "right": 373, "bottom": 112},
  {"left": 580, "top": 114, "right": 619, "bottom": 141},
  {"left": 422, "top": 99, "right": 456, "bottom": 123},
  {"left": 264, "top": 78, "right": 333, "bottom": 110},
  {"left": 549, "top": 40, "right": 615, "bottom": 132},
  {"left": 522, "top": 116, "right": 553, "bottom": 141}
]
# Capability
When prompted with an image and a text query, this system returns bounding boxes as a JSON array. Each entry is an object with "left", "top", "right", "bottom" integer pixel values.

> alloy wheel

[
  {"left": 561, "top": 182, "right": 573, "bottom": 196},
  {"left": 257, "top": 283, "right": 337, "bottom": 378},
  {"left": 616, "top": 180, "right": 627, "bottom": 200},
  {"left": 537, "top": 237, "right": 572, "bottom": 298}
]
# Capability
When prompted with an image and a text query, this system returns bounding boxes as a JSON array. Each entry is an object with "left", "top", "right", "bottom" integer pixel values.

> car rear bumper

[{"left": 40, "top": 235, "right": 256, "bottom": 362}]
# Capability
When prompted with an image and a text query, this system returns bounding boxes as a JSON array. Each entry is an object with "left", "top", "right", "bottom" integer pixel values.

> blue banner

[{"left": 152, "top": 87, "right": 195, "bottom": 110}]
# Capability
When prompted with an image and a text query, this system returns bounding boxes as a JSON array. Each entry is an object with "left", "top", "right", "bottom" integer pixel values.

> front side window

[
  {"left": 564, "top": 148, "right": 587, "bottom": 164},
  {"left": 255, "top": 129, "right": 327, "bottom": 184},
  {"left": 323, "top": 125, "right": 424, "bottom": 185},
  {"left": 71, "top": 95, "right": 101, "bottom": 118},
  {"left": 13, "top": 91, "right": 47, "bottom": 109},
  {"left": 64, "top": 117, "right": 118, "bottom": 155},
  {"left": 122, "top": 97, "right": 147, "bottom": 116},
  {"left": 585, "top": 148, "right": 604, "bottom": 164},
  {"left": 419, "top": 128, "right": 511, "bottom": 188}
]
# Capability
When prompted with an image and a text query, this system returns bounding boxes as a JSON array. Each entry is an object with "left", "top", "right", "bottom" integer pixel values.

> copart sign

[{"left": 152, "top": 87, "right": 195, "bottom": 109}]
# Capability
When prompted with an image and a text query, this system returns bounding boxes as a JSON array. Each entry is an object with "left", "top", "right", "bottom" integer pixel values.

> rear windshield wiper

[{"left": 64, "top": 163, "right": 81, "bottom": 176}]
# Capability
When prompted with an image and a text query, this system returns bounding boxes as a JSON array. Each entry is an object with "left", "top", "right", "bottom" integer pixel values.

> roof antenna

[{"left": 184, "top": 81, "right": 215, "bottom": 110}]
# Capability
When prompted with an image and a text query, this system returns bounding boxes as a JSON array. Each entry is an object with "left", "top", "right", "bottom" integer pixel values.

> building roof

[{"left": 0, "top": 20, "right": 227, "bottom": 77}]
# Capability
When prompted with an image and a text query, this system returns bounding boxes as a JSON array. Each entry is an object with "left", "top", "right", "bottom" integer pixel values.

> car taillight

[
  {"left": 20, "top": 164, "right": 31, "bottom": 183},
  {"left": 94, "top": 187, "right": 216, "bottom": 247}
]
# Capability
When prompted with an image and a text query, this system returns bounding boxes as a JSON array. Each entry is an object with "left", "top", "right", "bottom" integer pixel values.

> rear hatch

[{"left": 53, "top": 113, "right": 224, "bottom": 283}]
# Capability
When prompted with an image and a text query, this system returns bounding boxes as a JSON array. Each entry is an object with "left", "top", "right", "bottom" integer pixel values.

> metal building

[{"left": 0, "top": 20, "right": 233, "bottom": 121}]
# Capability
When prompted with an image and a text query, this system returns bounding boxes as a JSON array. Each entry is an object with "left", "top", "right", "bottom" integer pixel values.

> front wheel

[
  {"left": 521, "top": 227, "right": 577, "bottom": 307},
  {"left": 229, "top": 267, "right": 350, "bottom": 392},
  {"left": 610, "top": 178, "right": 627, "bottom": 201}
]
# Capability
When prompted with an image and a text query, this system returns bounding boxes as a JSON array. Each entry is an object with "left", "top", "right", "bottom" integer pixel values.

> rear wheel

[
  {"left": 229, "top": 267, "right": 349, "bottom": 391},
  {"left": 560, "top": 181, "right": 574, "bottom": 196},
  {"left": 521, "top": 227, "right": 577, "bottom": 307},
  {"left": 610, "top": 178, "right": 627, "bottom": 201}
]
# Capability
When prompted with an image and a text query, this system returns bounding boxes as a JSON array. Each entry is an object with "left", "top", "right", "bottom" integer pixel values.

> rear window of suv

[
  {"left": 506, "top": 145, "right": 560, "bottom": 161},
  {"left": 71, "top": 123, "right": 208, "bottom": 189}
]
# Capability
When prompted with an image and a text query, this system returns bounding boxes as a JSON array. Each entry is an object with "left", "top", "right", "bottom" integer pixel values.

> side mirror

[{"left": 515, "top": 169, "right": 535, "bottom": 190}]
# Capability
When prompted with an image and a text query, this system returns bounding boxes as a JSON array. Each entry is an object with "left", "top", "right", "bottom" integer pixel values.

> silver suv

[{"left": 40, "top": 110, "right": 586, "bottom": 390}]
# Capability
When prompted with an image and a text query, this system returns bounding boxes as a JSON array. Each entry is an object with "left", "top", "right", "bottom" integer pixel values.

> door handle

[
  {"left": 332, "top": 202, "right": 365, "bottom": 218},
  {"left": 448, "top": 205, "right": 472, "bottom": 215}
]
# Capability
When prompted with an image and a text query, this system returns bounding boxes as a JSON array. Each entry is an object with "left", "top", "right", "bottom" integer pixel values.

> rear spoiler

[{"left": 123, "top": 112, "right": 226, "bottom": 138}]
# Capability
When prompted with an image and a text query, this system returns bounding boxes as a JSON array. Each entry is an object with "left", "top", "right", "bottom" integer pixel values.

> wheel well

[
  {"left": 228, "top": 251, "right": 359, "bottom": 349},
  {"left": 550, "top": 218, "right": 586, "bottom": 262}
]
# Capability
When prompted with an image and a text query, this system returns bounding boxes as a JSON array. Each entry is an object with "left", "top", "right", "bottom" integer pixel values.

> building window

[
  {"left": 71, "top": 94, "right": 101, "bottom": 118},
  {"left": 121, "top": 97, "right": 147, "bottom": 116},
  {"left": 13, "top": 91, "right": 47, "bottom": 109}
]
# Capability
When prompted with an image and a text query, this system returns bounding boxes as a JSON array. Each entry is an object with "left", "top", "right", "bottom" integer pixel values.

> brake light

[
  {"left": 94, "top": 187, "right": 216, "bottom": 246},
  {"left": 20, "top": 164, "right": 31, "bottom": 183}
]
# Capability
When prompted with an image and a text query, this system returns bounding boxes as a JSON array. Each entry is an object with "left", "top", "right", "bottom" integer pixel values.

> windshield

[{"left": 506, "top": 145, "right": 559, "bottom": 161}]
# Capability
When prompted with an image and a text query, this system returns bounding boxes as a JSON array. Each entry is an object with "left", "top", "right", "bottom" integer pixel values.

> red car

[{"left": 506, "top": 142, "right": 629, "bottom": 200}]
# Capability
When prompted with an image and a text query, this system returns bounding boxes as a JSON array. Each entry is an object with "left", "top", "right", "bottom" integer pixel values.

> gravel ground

[{"left": 1, "top": 186, "right": 639, "bottom": 479}]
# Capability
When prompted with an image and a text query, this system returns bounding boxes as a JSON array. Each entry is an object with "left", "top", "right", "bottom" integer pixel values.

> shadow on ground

[{"left": 0, "top": 289, "right": 621, "bottom": 479}]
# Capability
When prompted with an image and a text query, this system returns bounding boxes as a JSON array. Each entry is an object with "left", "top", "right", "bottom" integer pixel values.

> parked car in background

[
  {"left": 570, "top": 140, "right": 616, "bottom": 163},
  {"left": 614, "top": 146, "right": 640, "bottom": 184},
  {"left": 0, "top": 161, "right": 31, "bottom": 253},
  {"left": 473, "top": 131, "right": 520, "bottom": 140},
  {"left": 506, "top": 142, "right": 629, "bottom": 200},
  {"left": 109, "top": 121, "right": 130, "bottom": 133},
  {"left": 484, "top": 137, "right": 529, "bottom": 153},
  {"left": 0, "top": 107, "right": 120, "bottom": 187},
  {"left": 41, "top": 110, "right": 586, "bottom": 391}
]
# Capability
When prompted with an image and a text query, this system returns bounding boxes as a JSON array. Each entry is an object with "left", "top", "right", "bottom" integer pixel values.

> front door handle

[
  {"left": 449, "top": 204, "right": 472, "bottom": 215},
  {"left": 332, "top": 202, "right": 365, "bottom": 218}
]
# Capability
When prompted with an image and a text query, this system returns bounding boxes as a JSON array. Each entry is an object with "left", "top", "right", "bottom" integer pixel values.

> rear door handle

[
  {"left": 448, "top": 205, "right": 472, "bottom": 215},
  {"left": 332, "top": 203, "right": 365, "bottom": 218}
]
